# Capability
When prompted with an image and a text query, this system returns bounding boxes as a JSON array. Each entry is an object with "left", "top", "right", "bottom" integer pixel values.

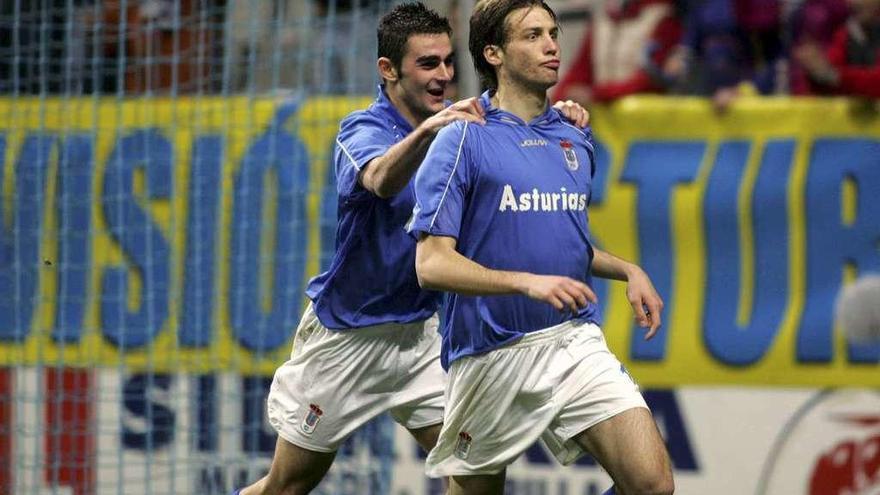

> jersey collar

[
  {"left": 478, "top": 90, "right": 561, "bottom": 127},
  {"left": 373, "top": 85, "right": 415, "bottom": 134}
]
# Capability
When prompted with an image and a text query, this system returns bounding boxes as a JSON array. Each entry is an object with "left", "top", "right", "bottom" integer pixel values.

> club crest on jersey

[
  {"left": 560, "top": 139, "right": 579, "bottom": 171},
  {"left": 454, "top": 431, "right": 473, "bottom": 460},
  {"left": 301, "top": 404, "right": 324, "bottom": 435}
]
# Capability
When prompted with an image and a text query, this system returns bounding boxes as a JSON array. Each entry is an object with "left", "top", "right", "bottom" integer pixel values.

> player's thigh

[
  {"left": 262, "top": 436, "right": 337, "bottom": 494},
  {"left": 448, "top": 470, "right": 506, "bottom": 495},
  {"left": 572, "top": 408, "right": 673, "bottom": 495},
  {"left": 407, "top": 422, "right": 443, "bottom": 453}
]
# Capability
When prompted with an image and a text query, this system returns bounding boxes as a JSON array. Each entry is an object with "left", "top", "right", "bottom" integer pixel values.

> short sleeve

[
  {"left": 407, "top": 121, "right": 472, "bottom": 240},
  {"left": 583, "top": 125, "right": 596, "bottom": 178},
  {"left": 334, "top": 113, "right": 395, "bottom": 202}
]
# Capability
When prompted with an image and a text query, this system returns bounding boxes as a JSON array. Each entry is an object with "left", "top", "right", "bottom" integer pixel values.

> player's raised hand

[
  {"left": 553, "top": 99, "right": 590, "bottom": 128},
  {"left": 421, "top": 97, "right": 486, "bottom": 133},
  {"left": 520, "top": 273, "right": 597, "bottom": 314},
  {"left": 625, "top": 269, "right": 664, "bottom": 339}
]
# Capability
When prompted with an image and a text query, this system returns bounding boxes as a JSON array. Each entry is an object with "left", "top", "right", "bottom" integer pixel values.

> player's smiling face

[
  {"left": 396, "top": 33, "right": 454, "bottom": 121},
  {"left": 498, "top": 7, "right": 560, "bottom": 91}
]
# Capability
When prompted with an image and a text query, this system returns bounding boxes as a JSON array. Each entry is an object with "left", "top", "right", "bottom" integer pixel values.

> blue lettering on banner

[
  {"left": 584, "top": 140, "right": 611, "bottom": 322},
  {"left": 1, "top": 122, "right": 878, "bottom": 371},
  {"left": 242, "top": 376, "right": 276, "bottom": 455},
  {"left": 101, "top": 130, "right": 172, "bottom": 349},
  {"left": 196, "top": 374, "right": 217, "bottom": 452},
  {"left": 504, "top": 478, "right": 603, "bottom": 494},
  {"left": 197, "top": 467, "right": 226, "bottom": 494},
  {"left": 644, "top": 389, "right": 698, "bottom": 470},
  {"left": 618, "top": 142, "right": 705, "bottom": 360},
  {"left": 590, "top": 140, "right": 611, "bottom": 206},
  {"left": 798, "top": 139, "right": 880, "bottom": 363},
  {"left": 52, "top": 134, "right": 94, "bottom": 343},
  {"left": 180, "top": 136, "right": 223, "bottom": 348},
  {"left": 0, "top": 134, "right": 55, "bottom": 341},
  {"left": 703, "top": 141, "right": 794, "bottom": 365},
  {"left": 122, "top": 373, "right": 176, "bottom": 450},
  {"left": 228, "top": 109, "right": 310, "bottom": 352}
]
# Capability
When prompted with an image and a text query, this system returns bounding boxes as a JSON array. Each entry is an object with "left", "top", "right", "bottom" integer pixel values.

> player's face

[
  {"left": 397, "top": 33, "right": 455, "bottom": 120},
  {"left": 498, "top": 7, "right": 560, "bottom": 91}
]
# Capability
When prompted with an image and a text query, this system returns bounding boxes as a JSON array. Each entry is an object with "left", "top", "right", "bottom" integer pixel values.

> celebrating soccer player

[
  {"left": 408, "top": 1, "right": 674, "bottom": 494},
  {"left": 234, "top": 3, "right": 588, "bottom": 494}
]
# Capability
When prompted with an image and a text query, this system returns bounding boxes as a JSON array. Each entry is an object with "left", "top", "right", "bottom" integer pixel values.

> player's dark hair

[
  {"left": 378, "top": 2, "right": 452, "bottom": 75},
  {"left": 469, "top": 0, "right": 558, "bottom": 91}
]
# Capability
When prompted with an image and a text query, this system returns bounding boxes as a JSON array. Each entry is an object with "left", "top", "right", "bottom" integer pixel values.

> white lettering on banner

[{"left": 498, "top": 184, "right": 588, "bottom": 213}]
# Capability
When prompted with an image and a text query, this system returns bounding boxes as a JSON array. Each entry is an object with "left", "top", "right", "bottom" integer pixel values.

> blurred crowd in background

[
  {"left": 550, "top": 0, "right": 880, "bottom": 110},
  {"left": 0, "top": 0, "right": 878, "bottom": 109}
]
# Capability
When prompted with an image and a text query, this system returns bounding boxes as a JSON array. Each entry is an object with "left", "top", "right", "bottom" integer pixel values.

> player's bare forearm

[
  {"left": 415, "top": 235, "right": 523, "bottom": 295},
  {"left": 416, "top": 235, "right": 597, "bottom": 313},
  {"left": 358, "top": 126, "right": 435, "bottom": 198},
  {"left": 590, "top": 248, "right": 640, "bottom": 282},
  {"left": 591, "top": 248, "right": 664, "bottom": 336}
]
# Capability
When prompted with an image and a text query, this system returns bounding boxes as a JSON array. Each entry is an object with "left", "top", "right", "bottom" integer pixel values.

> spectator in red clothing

[
  {"left": 789, "top": 0, "right": 850, "bottom": 94},
  {"left": 552, "top": 0, "right": 683, "bottom": 106},
  {"left": 795, "top": 0, "right": 880, "bottom": 97}
]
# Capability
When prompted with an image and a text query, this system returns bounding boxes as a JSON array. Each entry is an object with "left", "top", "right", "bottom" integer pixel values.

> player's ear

[
  {"left": 378, "top": 57, "right": 399, "bottom": 82},
  {"left": 483, "top": 44, "right": 502, "bottom": 68}
]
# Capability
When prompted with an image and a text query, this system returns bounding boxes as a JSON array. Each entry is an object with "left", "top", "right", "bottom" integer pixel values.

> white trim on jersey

[
  {"left": 429, "top": 122, "right": 470, "bottom": 231},
  {"left": 560, "top": 122, "right": 595, "bottom": 153},
  {"left": 337, "top": 138, "right": 364, "bottom": 171}
]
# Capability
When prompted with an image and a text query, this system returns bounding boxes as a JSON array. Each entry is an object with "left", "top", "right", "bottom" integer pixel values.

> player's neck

[
  {"left": 384, "top": 83, "right": 424, "bottom": 128},
  {"left": 491, "top": 80, "right": 548, "bottom": 123}
]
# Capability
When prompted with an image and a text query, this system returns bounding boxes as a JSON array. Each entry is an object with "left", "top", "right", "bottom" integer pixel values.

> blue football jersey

[
  {"left": 408, "top": 91, "right": 601, "bottom": 369},
  {"left": 306, "top": 86, "right": 441, "bottom": 329}
]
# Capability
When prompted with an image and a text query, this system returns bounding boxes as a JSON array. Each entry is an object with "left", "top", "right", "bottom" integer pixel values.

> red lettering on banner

[
  {"left": 45, "top": 368, "right": 94, "bottom": 495},
  {"left": 810, "top": 435, "right": 880, "bottom": 494},
  {"left": 863, "top": 435, "right": 880, "bottom": 485}
]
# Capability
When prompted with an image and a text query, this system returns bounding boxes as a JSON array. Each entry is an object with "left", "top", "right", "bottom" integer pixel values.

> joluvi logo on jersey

[
  {"left": 560, "top": 139, "right": 579, "bottom": 171},
  {"left": 301, "top": 403, "right": 324, "bottom": 435},
  {"left": 455, "top": 431, "right": 473, "bottom": 460}
]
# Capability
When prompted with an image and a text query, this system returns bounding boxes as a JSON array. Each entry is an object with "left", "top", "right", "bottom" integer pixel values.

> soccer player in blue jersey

[
  {"left": 408, "top": 1, "right": 675, "bottom": 494},
  {"left": 234, "top": 3, "right": 589, "bottom": 494}
]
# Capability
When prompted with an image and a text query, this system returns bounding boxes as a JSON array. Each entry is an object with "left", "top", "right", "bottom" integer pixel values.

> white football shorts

[
  {"left": 266, "top": 303, "right": 445, "bottom": 452},
  {"left": 425, "top": 318, "right": 648, "bottom": 477}
]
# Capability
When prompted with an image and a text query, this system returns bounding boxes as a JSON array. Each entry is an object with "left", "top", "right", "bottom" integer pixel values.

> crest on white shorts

[
  {"left": 301, "top": 403, "right": 324, "bottom": 435},
  {"left": 454, "top": 431, "right": 472, "bottom": 460},
  {"left": 560, "top": 139, "right": 579, "bottom": 171}
]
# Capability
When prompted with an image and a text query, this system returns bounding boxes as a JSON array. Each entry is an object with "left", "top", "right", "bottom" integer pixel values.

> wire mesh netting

[{"left": 0, "top": 1, "right": 424, "bottom": 493}]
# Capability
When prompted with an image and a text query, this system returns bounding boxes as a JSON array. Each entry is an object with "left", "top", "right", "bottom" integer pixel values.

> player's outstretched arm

[
  {"left": 415, "top": 234, "right": 597, "bottom": 313},
  {"left": 358, "top": 97, "right": 485, "bottom": 198},
  {"left": 590, "top": 248, "right": 664, "bottom": 338}
]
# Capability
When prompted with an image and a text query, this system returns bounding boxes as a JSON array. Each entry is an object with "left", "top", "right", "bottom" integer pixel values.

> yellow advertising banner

[{"left": 0, "top": 96, "right": 878, "bottom": 386}]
